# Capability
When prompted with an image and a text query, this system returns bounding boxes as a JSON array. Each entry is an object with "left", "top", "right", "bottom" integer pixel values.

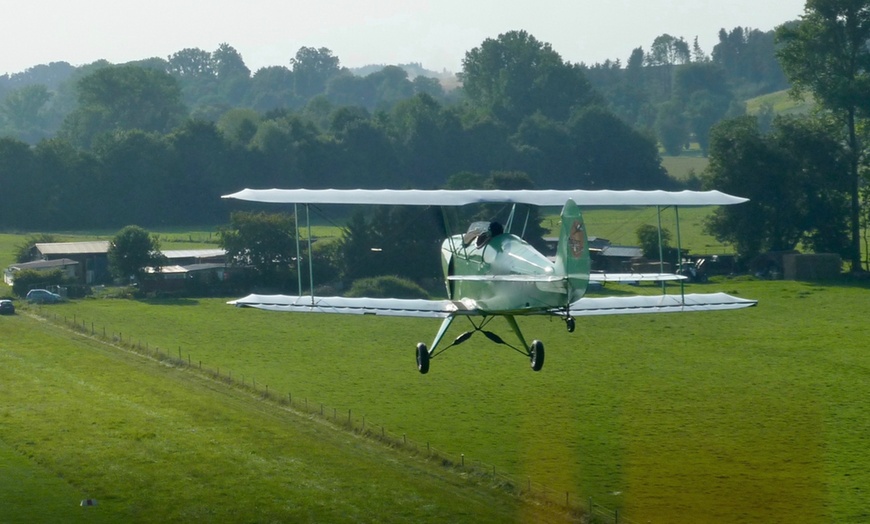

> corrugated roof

[
  {"left": 162, "top": 249, "right": 226, "bottom": 259},
  {"left": 11, "top": 258, "right": 79, "bottom": 270},
  {"left": 144, "top": 265, "right": 188, "bottom": 274},
  {"left": 600, "top": 246, "right": 643, "bottom": 258},
  {"left": 36, "top": 241, "right": 110, "bottom": 255}
]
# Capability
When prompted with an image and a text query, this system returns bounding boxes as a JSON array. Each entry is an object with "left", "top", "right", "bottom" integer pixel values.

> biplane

[{"left": 222, "top": 188, "right": 756, "bottom": 374}]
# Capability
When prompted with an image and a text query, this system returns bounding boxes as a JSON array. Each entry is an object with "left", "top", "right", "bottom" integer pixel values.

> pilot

[{"left": 475, "top": 221, "right": 504, "bottom": 248}]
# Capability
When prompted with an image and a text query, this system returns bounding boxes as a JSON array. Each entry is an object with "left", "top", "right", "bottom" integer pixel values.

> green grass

[
  {"left": 0, "top": 312, "right": 569, "bottom": 523},
  {"left": 661, "top": 155, "right": 709, "bottom": 180},
  {"left": 745, "top": 89, "right": 815, "bottom": 116},
  {"left": 544, "top": 206, "right": 734, "bottom": 254},
  {"left": 6, "top": 277, "right": 865, "bottom": 522}
]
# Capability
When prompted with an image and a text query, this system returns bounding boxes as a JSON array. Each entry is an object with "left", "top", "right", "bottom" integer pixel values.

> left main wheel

[
  {"left": 530, "top": 340, "right": 544, "bottom": 371},
  {"left": 416, "top": 343, "right": 430, "bottom": 374},
  {"left": 566, "top": 316, "right": 576, "bottom": 333}
]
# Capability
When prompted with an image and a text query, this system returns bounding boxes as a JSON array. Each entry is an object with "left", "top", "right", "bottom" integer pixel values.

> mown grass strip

[{"left": 0, "top": 313, "right": 573, "bottom": 523}]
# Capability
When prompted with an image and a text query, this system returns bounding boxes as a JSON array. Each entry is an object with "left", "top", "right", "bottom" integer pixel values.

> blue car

[
  {"left": 26, "top": 289, "right": 62, "bottom": 304},
  {"left": 0, "top": 299, "right": 14, "bottom": 315}
]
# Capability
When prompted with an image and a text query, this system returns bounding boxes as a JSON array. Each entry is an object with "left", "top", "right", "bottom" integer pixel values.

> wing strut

[
  {"left": 306, "top": 204, "right": 314, "bottom": 304},
  {"left": 295, "top": 204, "right": 302, "bottom": 296}
]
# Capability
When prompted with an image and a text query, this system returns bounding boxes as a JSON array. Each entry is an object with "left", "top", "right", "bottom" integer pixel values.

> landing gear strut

[{"left": 415, "top": 315, "right": 547, "bottom": 374}]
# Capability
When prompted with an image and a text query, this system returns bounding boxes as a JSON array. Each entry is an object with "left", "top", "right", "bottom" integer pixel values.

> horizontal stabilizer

[
  {"left": 229, "top": 294, "right": 472, "bottom": 318},
  {"left": 565, "top": 292, "right": 756, "bottom": 316},
  {"left": 589, "top": 272, "right": 687, "bottom": 282}
]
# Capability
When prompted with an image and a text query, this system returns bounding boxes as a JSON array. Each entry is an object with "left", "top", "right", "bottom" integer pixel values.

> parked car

[
  {"left": 0, "top": 299, "right": 14, "bottom": 315},
  {"left": 26, "top": 289, "right": 62, "bottom": 304}
]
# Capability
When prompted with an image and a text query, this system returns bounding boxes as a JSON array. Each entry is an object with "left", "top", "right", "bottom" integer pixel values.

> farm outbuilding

[
  {"left": 3, "top": 258, "right": 79, "bottom": 285},
  {"left": 33, "top": 241, "right": 111, "bottom": 284}
]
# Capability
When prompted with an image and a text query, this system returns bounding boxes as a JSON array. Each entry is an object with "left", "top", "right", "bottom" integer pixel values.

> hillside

[{"left": 745, "top": 89, "right": 815, "bottom": 116}]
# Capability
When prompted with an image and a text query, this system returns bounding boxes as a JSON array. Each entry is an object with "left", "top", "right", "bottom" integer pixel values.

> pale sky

[{"left": 1, "top": 0, "right": 807, "bottom": 76}]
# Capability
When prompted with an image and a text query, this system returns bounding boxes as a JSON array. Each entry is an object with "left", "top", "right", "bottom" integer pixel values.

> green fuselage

[{"left": 441, "top": 233, "right": 579, "bottom": 314}]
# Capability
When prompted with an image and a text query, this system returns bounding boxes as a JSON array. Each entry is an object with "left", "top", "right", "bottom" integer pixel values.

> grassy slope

[
  {"left": 0, "top": 313, "right": 570, "bottom": 523},
  {"left": 14, "top": 278, "right": 867, "bottom": 523}
]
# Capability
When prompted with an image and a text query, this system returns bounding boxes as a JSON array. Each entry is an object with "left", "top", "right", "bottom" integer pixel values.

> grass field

[
  {"left": 546, "top": 206, "right": 734, "bottom": 255},
  {"left": 3, "top": 276, "right": 868, "bottom": 523},
  {"left": 745, "top": 89, "right": 815, "bottom": 116},
  {"left": 0, "top": 311, "right": 571, "bottom": 523}
]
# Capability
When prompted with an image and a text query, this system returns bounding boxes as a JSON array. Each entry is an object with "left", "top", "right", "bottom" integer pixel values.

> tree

[
  {"left": 703, "top": 115, "right": 849, "bottom": 259},
  {"left": 646, "top": 34, "right": 690, "bottom": 97},
  {"left": 1, "top": 84, "right": 52, "bottom": 142},
  {"left": 460, "top": 30, "right": 598, "bottom": 126},
  {"left": 61, "top": 65, "right": 187, "bottom": 148},
  {"left": 14, "top": 234, "right": 59, "bottom": 263},
  {"left": 291, "top": 47, "right": 341, "bottom": 100},
  {"left": 219, "top": 211, "right": 297, "bottom": 289},
  {"left": 569, "top": 106, "right": 672, "bottom": 189},
  {"left": 776, "top": 1, "right": 870, "bottom": 271},
  {"left": 108, "top": 225, "right": 163, "bottom": 281},
  {"left": 337, "top": 206, "right": 444, "bottom": 285},
  {"left": 636, "top": 224, "right": 675, "bottom": 261}
]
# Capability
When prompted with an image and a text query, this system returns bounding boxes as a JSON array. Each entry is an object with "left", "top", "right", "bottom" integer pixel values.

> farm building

[
  {"left": 9, "top": 241, "right": 228, "bottom": 286},
  {"left": 32, "top": 241, "right": 111, "bottom": 284},
  {"left": 3, "top": 258, "right": 79, "bottom": 286}
]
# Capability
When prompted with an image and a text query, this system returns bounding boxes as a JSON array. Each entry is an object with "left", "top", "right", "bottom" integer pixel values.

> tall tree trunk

[{"left": 847, "top": 108, "right": 862, "bottom": 272}]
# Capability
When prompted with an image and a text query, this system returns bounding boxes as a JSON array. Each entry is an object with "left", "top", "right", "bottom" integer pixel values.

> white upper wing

[{"left": 222, "top": 188, "right": 747, "bottom": 207}]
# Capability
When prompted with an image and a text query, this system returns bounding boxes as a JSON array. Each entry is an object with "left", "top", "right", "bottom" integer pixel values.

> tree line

[
  {"left": 0, "top": 31, "right": 673, "bottom": 232},
  {"left": 1, "top": 4, "right": 868, "bottom": 274}
]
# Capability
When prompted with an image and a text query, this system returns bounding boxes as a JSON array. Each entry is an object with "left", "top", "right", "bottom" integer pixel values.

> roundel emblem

[{"left": 569, "top": 219, "right": 585, "bottom": 258}]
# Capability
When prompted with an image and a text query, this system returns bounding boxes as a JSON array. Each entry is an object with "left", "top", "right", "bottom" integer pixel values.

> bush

[
  {"left": 11, "top": 269, "right": 72, "bottom": 297},
  {"left": 345, "top": 276, "right": 429, "bottom": 299}
]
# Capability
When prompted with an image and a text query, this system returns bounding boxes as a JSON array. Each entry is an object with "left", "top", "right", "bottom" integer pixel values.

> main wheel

[
  {"left": 566, "top": 316, "right": 575, "bottom": 333},
  {"left": 416, "top": 343, "right": 430, "bottom": 374},
  {"left": 529, "top": 340, "right": 544, "bottom": 371}
]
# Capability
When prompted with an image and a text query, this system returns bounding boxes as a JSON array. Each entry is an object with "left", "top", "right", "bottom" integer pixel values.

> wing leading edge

[
  {"left": 221, "top": 188, "right": 747, "bottom": 207},
  {"left": 230, "top": 292, "right": 755, "bottom": 318}
]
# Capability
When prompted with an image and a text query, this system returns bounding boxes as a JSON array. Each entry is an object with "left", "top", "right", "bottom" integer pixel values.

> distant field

[
  {"left": 745, "top": 89, "right": 815, "bottom": 116},
  {"left": 660, "top": 155, "right": 709, "bottom": 180},
  {"left": 545, "top": 206, "right": 734, "bottom": 255},
  {"left": 5, "top": 277, "right": 865, "bottom": 522}
]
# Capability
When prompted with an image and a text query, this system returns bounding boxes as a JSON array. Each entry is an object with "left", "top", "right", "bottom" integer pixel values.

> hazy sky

[{"left": 2, "top": 0, "right": 807, "bottom": 76}]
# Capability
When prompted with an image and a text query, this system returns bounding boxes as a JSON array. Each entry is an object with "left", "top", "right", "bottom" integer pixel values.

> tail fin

[{"left": 555, "top": 199, "right": 590, "bottom": 303}]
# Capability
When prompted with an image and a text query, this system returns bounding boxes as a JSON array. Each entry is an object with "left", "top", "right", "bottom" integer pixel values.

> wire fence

[{"left": 35, "top": 306, "right": 638, "bottom": 524}]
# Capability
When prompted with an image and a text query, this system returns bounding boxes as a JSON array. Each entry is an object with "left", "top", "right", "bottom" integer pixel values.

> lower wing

[
  {"left": 229, "top": 294, "right": 476, "bottom": 318},
  {"left": 589, "top": 272, "right": 686, "bottom": 283},
  {"left": 565, "top": 292, "right": 756, "bottom": 316}
]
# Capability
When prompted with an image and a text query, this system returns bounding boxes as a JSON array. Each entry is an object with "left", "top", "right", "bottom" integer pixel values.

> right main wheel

[
  {"left": 530, "top": 340, "right": 544, "bottom": 371},
  {"left": 416, "top": 343, "right": 430, "bottom": 374}
]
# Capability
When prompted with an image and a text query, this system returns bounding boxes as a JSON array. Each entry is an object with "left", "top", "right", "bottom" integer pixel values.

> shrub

[
  {"left": 345, "top": 276, "right": 429, "bottom": 299},
  {"left": 11, "top": 269, "right": 71, "bottom": 297}
]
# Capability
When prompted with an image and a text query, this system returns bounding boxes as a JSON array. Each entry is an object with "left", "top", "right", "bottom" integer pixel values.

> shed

[
  {"left": 4, "top": 258, "right": 79, "bottom": 285},
  {"left": 34, "top": 241, "right": 110, "bottom": 284}
]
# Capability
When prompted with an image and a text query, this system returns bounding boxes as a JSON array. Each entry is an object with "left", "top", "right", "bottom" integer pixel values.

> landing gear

[
  {"left": 565, "top": 315, "right": 575, "bottom": 333},
  {"left": 530, "top": 340, "right": 545, "bottom": 371},
  {"left": 416, "top": 343, "right": 430, "bottom": 374},
  {"left": 415, "top": 316, "right": 546, "bottom": 373}
]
